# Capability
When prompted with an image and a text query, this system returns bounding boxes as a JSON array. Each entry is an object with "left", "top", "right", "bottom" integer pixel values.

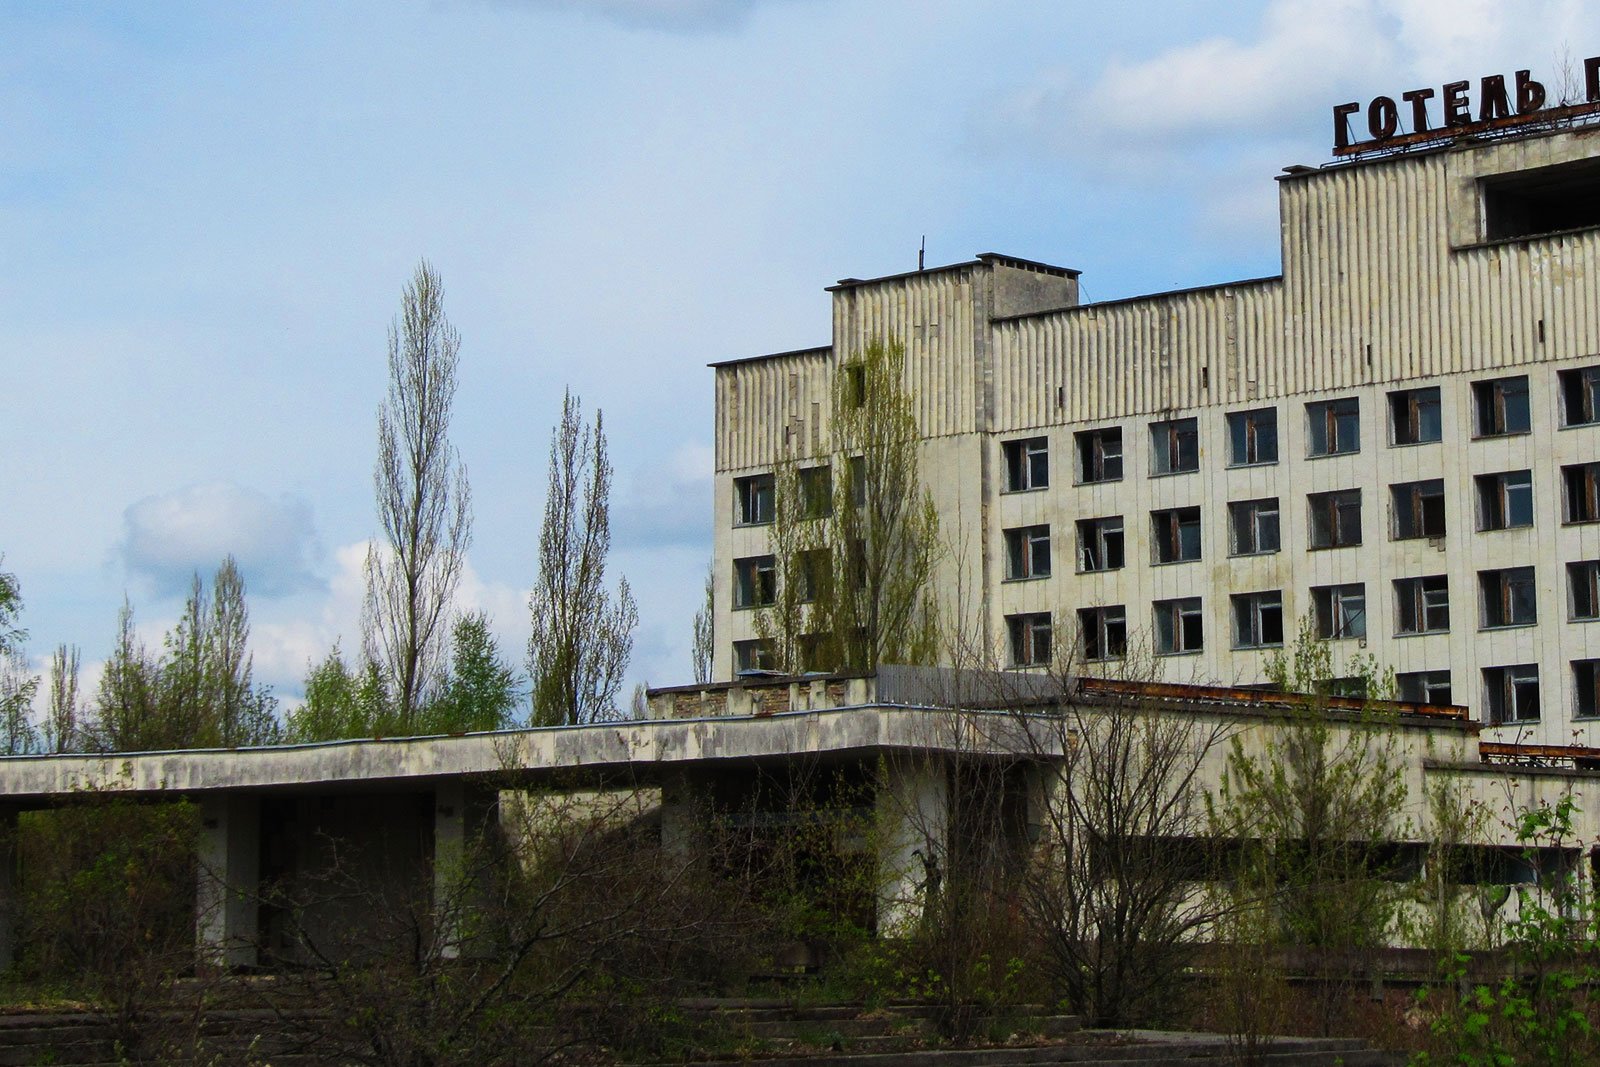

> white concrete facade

[{"left": 711, "top": 123, "right": 1600, "bottom": 747}]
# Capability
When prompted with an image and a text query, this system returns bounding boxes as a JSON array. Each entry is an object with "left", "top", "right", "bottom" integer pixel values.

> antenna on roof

[{"left": 918, "top": 235, "right": 925, "bottom": 272}]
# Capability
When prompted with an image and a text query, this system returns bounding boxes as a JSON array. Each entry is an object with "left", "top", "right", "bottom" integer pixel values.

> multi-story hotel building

[{"left": 711, "top": 117, "right": 1600, "bottom": 747}]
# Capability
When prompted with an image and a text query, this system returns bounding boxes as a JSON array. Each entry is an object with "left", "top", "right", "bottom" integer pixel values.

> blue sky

[{"left": 2, "top": 0, "right": 1594, "bottom": 711}]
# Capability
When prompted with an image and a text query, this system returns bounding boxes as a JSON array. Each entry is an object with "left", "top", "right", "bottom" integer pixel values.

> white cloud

[{"left": 118, "top": 482, "right": 320, "bottom": 600}]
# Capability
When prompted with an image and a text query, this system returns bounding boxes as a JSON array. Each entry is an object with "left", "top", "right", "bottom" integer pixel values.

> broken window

[
  {"left": 1479, "top": 566, "right": 1537, "bottom": 629},
  {"left": 798, "top": 464, "right": 832, "bottom": 519},
  {"left": 1076, "top": 516, "right": 1124, "bottom": 572},
  {"left": 733, "top": 639, "right": 776, "bottom": 673},
  {"left": 1395, "top": 575, "right": 1450, "bottom": 635},
  {"left": 1482, "top": 158, "right": 1600, "bottom": 242},
  {"left": 795, "top": 548, "right": 830, "bottom": 603},
  {"left": 1003, "top": 437, "right": 1049, "bottom": 492},
  {"left": 848, "top": 455, "right": 866, "bottom": 508},
  {"left": 1398, "top": 670, "right": 1453, "bottom": 706},
  {"left": 1563, "top": 463, "right": 1600, "bottom": 524},
  {"left": 1560, "top": 366, "right": 1600, "bottom": 426},
  {"left": 1308, "top": 489, "right": 1362, "bottom": 549},
  {"left": 1575, "top": 660, "right": 1600, "bottom": 718},
  {"left": 1389, "top": 386, "right": 1442, "bottom": 445},
  {"left": 1307, "top": 397, "right": 1360, "bottom": 457},
  {"left": 1004, "top": 525, "right": 1051, "bottom": 580},
  {"left": 1312, "top": 583, "right": 1365, "bottom": 640},
  {"left": 1075, "top": 427, "right": 1123, "bottom": 484},
  {"left": 1483, "top": 664, "right": 1540, "bottom": 725},
  {"left": 1152, "top": 507, "right": 1202, "bottom": 564},
  {"left": 1154, "top": 597, "right": 1203, "bottom": 655},
  {"left": 1232, "top": 591, "right": 1285, "bottom": 649},
  {"left": 1392, "top": 479, "right": 1447, "bottom": 540},
  {"left": 1007, "top": 612, "right": 1052, "bottom": 667},
  {"left": 1227, "top": 407, "right": 1278, "bottom": 466},
  {"left": 733, "top": 555, "right": 777, "bottom": 609},
  {"left": 1228, "top": 498, "right": 1280, "bottom": 556},
  {"left": 1472, "top": 375, "right": 1531, "bottom": 438},
  {"left": 735, "top": 473, "right": 775, "bottom": 526},
  {"left": 1078, "top": 605, "right": 1127, "bottom": 662},
  {"left": 1476, "top": 470, "right": 1534, "bottom": 531},
  {"left": 1149, "top": 417, "right": 1199, "bottom": 475},
  {"left": 1569, "top": 560, "right": 1600, "bottom": 621}
]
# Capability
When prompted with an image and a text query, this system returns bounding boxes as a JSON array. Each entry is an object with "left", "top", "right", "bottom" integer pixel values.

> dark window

[
  {"left": 1472, "top": 375, "right": 1531, "bottom": 438},
  {"left": 1150, "top": 417, "right": 1199, "bottom": 475},
  {"left": 1395, "top": 575, "right": 1450, "bottom": 635},
  {"left": 1312, "top": 583, "right": 1366, "bottom": 640},
  {"left": 1229, "top": 498, "right": 1280, "bottom": 555},
  {"left": 1569, "top": 560, "right": 1600, "bottom": 620},
  {"left": 1079, "top": 606, "right": 1127, "bottom": 662},
  {"left": 796, "top": 548, "right": 829, "bottom": 603},
  {"left": 1076, "top": 516, "right": 1125, "bottom": 572},
  {"left": 1389, "top": 386, "right": 1442, "bottom": 445},
  {"left": 1007, "top": 612, "right": 1052, "bottom": 667},
  {"left": 1392, "top": 479, "right": 1447, "bottom": 540},
  {"left": 733, "top": 555, "right": 776, "bottom": 609},
  {"left": 842, "top": 363, "right": 866, "bottom": 407},
  {"left": 798, "top": 465, "right": 832, "bottom": 519},
  {"left": 1560, "top": 366, "right": 1600, "bottom": 426},
  {"left": 1563, "top": 463, "right": 1600, "bottom": 523},
  {"left": 1227, "top": 408, "right": 1278, "bottom": 466},
  {"left": 1232, "top": 591, "right": 1285, "bottom": 649},
  {"left": 848, "top": 455, "right": 866, "bottom": 507},
  {"left": 734, "top": 639, "right": 776, "bottom": 673},
  {"left": 1154, "top": 597, "right": 1204, "bottom": 655},
  {"left": 1479, "top": 567, "right": 1537, "bottom": 629},
  {"left": 1482, "top": 158, "right": 1600, "bottom": 241},
  {"left": 1476, "top": 470, "right": 1534, "bottom": 531},
  {"left": 1003, "top": 437, "right": 1049, "bottom": 492},
  {"left": 1152, "top": 507, "right": 1202, "bottom": 563},
  {"left": 735, "top": 474, "right": 775, "bottom": 526},
  {"left": 1398, "top": 670, "right": 1452, "bottom": 706},
  {"left": 1004, "top": 525, "right": 1052, "bottom": 580},
  {"left": 1309, "top": 489, "right": 1362, "bottom": 549},
  {"left": 797, "top": 633, "right": 829, "bottom": 673},
  {"left": 1307, "top": 397, "right": 1360, "bottom": 456},
  {"left": 1483, "top": 664, "right": 1540, "bottom": 725},
  {"left": 1076, "top": 427, "right": 1123, "bottom": 484},
  {"left": 1575, "top": 660, "right": 1600, "bottom": 718}
]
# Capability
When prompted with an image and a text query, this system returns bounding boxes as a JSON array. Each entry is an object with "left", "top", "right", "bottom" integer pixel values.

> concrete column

[
  {"left": 659, "top": 773, "right": 696, "bottom": 861},
  {"left": 875, "top": 756, "right": 949, "bottom": 936},
  {"left": 0, "top": 806, "right": 18, "bottom": 972},
  {"left": 434, "top": 782, "right": 499, "bottom": 959},
  {"left": 196, "top": 794, "right": 260, "bottom": 970}
]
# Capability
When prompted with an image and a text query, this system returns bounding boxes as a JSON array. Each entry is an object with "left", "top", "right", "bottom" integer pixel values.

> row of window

[
  {"left": 1001, "top": 365, "right": 1600, "bottom": 492},
  {"left": 733, "top": 461, "right": 862, "bottom": 526},
  {"left": 1003, "top": 465, "right": 1600, "bottom": 577}
]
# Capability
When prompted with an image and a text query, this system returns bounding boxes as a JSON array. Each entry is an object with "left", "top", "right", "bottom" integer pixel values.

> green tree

[
  {"left": 0, "top": 649, "right": 38, "bottom": 755},
  {"left": 691, "top": 559, "right": 714, "bottom": 684},
  {"left": 528, "top": 391, "right": 637, "bottom": 726},
  {"left": 287, "top": 644, "right": 389, "bottom": 742},
  {"left": 425, "top": 611, "right": 519, "bottom": 733},
  {"left": 90, "top": 599, "right": 158, "bottom": 751},
  {"left": 364, "top": 260, "right": 472, "bottom": 731},
  {"left": 0, "top": 559, "right": 23, "bottom": 656},
  {"left": 45, "top": 643, "right": 80, "bottom": 753}
]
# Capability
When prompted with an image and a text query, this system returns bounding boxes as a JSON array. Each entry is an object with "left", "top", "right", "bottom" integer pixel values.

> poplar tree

[
  {"left": 364, "top": 260, "right": 472, "bottom": 730},
  {"left": 45, "top": 644, "right": 80, "bottom": 753}
]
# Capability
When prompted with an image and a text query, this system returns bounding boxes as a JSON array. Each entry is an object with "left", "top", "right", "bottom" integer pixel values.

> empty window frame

[
  {"left": 798, "top": 464, "right": 833, "bottom": 519},
  {"left": 795, "top": 548, "right": 830, "bottom": 603},
  {"left": 1227, "top": 407, "right": 1278, "bottom": 466},
  {"left": 1312, "top": 583, "right": 1366, "bottom": 640},
  {"left": 1077, "top": 516, "right": 1125, "bottom": 572},
  {"left": 1232, "top": 591, "right": 1285, "bottom": 649},
  {"left": 1307, "top": 397, "right": 1360, "bottom": 457},
  {"left": 1482, "top": 159, "right": 1600, "bottom": 241},
  {"left": 1007, "top": 612, "right": 1053, "bottom": 667},
  {"left": 1560, "top": 366, "right": 1600, "bottom": 426},
  {"left": 1389, "top": 386, "right": 1442, "bottom": 445},
  {"left": 1569, "top": 560, "right": 1600, "bottom": 620},
  {"left": 1398, "top": 670, "right": 1453, "bottom": 706},
  {"left": 1563, "top": 463, "right": 1600, "bottom": 524},
  {"left": 1472, "top": 375, "right": 1531, "bottom": 438},
  {"left": 1229, "top": 498, "right": 1281, "bottom": 556},
  {"left": 1150, "top": 417, "right": 1199, "bottom": 475},
  {"left": 848, "top": 455, "right": 867, "bottom": 508},
  {"left": 1004, "top": 525, "right": 1052, "bottom": 581},
  {"left": 1076, "top": 427, "right": 1123, "bottom": 484},
  {"left": 732, "top": 556, "right": 777, "bottom": 609},
  {"left": 1476, "top": 470, "right": 1534, "bottom": 531},
  {"left": 733, "top": 639, "right": 776, "bottom": 673},
  {"left": 1395, "top": 575, "right": 1450, "bottom": 635},
  {"left": 1152, "top": 507, "right": 1202, "bottom": 564},
  {"left": 735, "top": 473, "right": 775, "bottom": 526},
  {"left": 1308, "top": 489, "right": 1362, "bottom": 549},
  {"left": 1079, "top": 605, "right": 1127, "bottom": 662},
  {"left": 1003, "top": 437, "right": 1049, "bottom": 492},
  {"left": 1576, "top": 660, "right": 1600, "bottom": 718},
  {"left": 1154, "top": 597, "right": 1204, "bottom": 655},
  {"left": 1392, "top": 479, "right": 1446, "bottom": 540},
  {"left": 1479, "top": 566, "right": 1537, "bottom": 629},
  {"left": 1483, "top": 664, "right": 1540, "bottom": 725}
]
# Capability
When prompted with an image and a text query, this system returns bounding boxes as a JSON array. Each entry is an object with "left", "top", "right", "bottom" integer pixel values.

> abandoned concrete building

[{"left": 711, "top": 107, "right": 1600, "bottom": 749}]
